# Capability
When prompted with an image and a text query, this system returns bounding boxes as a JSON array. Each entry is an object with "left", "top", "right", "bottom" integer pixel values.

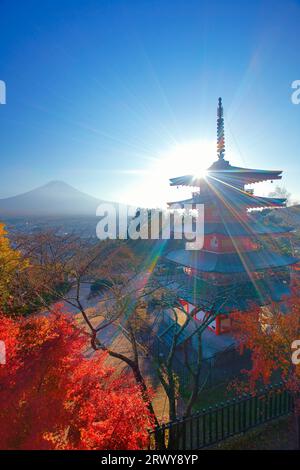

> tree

[
  {"left": 0, "top": 223, "right": 28, "bottom": 313},
  {"left": 230, "top": 284, "right": 300, "bottom": 447},
  {"left": 10, "top": 229, "right": 80, "bottom": 313},
  {"left": 150, "top": 290, "right": 234, "bottom": 423},
  {"left": 12, "top": 228, "right": 241, "bottom": 433},
  {"left": 268, "top": 186, "right": 291, "bottom": 206},
  {"left": 14, "top": 229, "right": 240, "bottom": 431},
  {"left": 0, "top": 305, "right": 152, "bottom": 450},
  {"left": 14, "top": 232, "right": 165, "bottom": 426}
]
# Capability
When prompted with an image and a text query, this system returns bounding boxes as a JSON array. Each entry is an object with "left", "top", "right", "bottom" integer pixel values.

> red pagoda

[{"left": 164, "top": 98, "right": 298, "bottom": 335}]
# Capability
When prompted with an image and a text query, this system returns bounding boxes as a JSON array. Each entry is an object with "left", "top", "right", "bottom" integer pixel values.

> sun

[
  {"left": 158, "top": 139, "right": 215, "bottom": 180},
  {"left": 121, "top": 140, "right": 216, "bottom": 208},
  {"left": 194, "top": 168, "right": 207, "bottom": 179}
]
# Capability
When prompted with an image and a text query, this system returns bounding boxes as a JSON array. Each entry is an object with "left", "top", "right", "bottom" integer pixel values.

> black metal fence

[{"left": 149, "top": 384, "right": 294, "bottom": 450}]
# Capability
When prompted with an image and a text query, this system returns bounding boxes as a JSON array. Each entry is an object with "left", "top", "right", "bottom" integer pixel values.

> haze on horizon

[{"left": 0, "top": 0, "right": 299, "bottom": 207}]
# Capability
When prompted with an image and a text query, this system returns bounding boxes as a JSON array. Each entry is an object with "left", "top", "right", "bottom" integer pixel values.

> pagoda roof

[
  {"left": 170, "top": 168, "right": 282, "bottom": 187},
  {"left": 168, "top": 193, "right": 286, "bottom": 209},
  {"left": 171, "top": 221, "right": 293, "bottom": 236},
  {"left": 170, "top": 159, "right": 283, "bottom": 187},
  {"left": 165, "top": 248, "right": 298, "bottom": 274},
  {"left": 170, "top": 99, "right": 283, "bottom": 190}
]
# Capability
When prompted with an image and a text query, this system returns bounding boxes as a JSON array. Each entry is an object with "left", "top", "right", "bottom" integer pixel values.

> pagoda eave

[
  {"left": 169, "top": 169, "right": 283, "bottom": 187},
  {"left": 165, "top": 249, "right": 298, "bottom": 274},
  {"left": 168, "top": 195, "right": 286, "bottom": 209},
  {"left": 170, "top": 221, "right": 294, "bottom": 236}
]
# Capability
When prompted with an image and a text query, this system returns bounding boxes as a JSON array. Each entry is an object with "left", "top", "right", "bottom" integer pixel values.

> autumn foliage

[
  {"left": 0, "top": 223, "right": 28, "bottom": 312},
  {"left": 231, "top": 284, "right": 300, "bottom": 409},
  {"left": 0, "top": 305, "right": 152, "bottom": 449}
]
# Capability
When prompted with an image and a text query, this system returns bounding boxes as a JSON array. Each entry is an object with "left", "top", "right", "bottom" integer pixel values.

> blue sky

[{"left": 0, "top": 0, "right": 299, "bottom": 206}]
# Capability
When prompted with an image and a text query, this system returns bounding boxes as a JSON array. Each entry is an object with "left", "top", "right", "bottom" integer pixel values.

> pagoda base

[{"left": 178, "top": 298, "right": 232, "bottom": 335}]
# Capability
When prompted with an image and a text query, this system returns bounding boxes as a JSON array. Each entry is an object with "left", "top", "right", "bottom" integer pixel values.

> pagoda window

[{"left": 218, "top": 315, "right": 232, "bottom": 335}]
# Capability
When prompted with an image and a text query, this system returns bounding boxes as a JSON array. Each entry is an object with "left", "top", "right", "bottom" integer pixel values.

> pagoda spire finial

[{"left": 217, "top": 97, "right": 225, "bottom": 160}]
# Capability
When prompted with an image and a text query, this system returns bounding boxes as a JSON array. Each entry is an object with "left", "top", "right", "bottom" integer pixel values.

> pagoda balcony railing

[
  {"left": 156, "top": 266, "right": 290, "bottom": 286},
  {"left": 154, "top": 267, "right": 291, "bottom": 309}
]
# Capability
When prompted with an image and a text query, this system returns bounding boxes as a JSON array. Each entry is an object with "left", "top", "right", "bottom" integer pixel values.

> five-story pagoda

[{"left": 164, "top": 98, "right": 298, "bottom": 335}]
